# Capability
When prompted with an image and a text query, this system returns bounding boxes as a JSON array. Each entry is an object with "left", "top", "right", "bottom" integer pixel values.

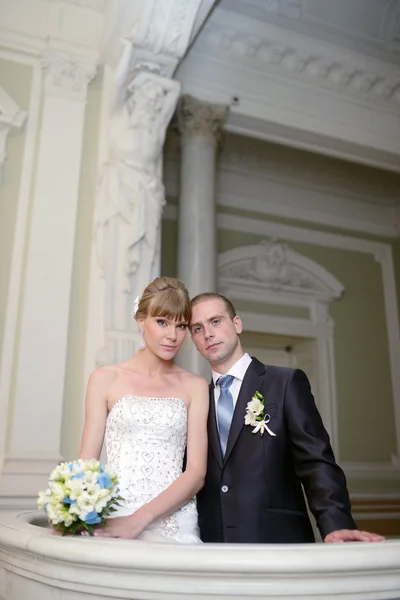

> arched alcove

[{"left": 218, "top": 238, "right": 344, "bottom": 454}]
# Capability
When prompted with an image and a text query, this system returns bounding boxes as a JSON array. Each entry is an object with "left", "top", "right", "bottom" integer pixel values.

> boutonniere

[{"left": 245, "top": 391, "right": 276, "bottom": 437}]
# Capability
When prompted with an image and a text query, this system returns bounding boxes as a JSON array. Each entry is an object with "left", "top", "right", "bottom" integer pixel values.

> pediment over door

[{"left": 218, "top": 239, "right": 344, "bottom": 305}]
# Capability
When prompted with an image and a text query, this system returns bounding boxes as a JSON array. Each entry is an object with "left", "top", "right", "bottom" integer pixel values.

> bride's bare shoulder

[
  {"left": 88, "top": 364, "right": 120, "bottom": 388},
  {"left": 178, "top": 368, "right": 209, "bottom": 389}
]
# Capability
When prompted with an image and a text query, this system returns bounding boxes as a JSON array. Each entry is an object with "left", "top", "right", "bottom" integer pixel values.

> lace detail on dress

[{"left": 105, "top": 395, "right": 200, "bottom": 543}]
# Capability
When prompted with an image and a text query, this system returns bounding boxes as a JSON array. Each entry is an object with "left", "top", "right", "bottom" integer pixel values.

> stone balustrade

[{"left": 1, "top": 511, "right": 400, "bottom": 599}]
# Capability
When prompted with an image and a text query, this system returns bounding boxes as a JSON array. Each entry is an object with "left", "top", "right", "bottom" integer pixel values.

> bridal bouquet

[{"left": 37, "top": 459, "right": 123, "bottom": 536}]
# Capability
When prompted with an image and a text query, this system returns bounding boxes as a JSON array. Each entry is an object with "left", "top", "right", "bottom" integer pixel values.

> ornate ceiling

[
  {"left": 1, "top": 0, "right": 399, "bottom": 179},
  {"left": 175, "top": 0, "right": 400, "bottom": 176},
  {"left": 219, "top": 0, "right": 400, "bottom": 64}
]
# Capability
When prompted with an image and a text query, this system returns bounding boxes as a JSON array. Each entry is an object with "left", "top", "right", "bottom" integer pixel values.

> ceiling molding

[
  {"left": 194, "top": 11, "right": 400, "bottom": 111},
  {"left": 221, "top": 0, "right": 400, "bottom": 65},
  {"left": 176, "top": 6, "right": 400, "bottom": 173}
]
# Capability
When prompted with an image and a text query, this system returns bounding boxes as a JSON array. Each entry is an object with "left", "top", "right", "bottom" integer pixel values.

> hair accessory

[{"left": 132, "top": 295, "right": 141, "bottom": 318}]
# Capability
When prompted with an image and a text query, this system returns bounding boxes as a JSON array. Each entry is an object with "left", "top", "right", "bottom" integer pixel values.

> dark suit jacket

[{"left": 197, "top": 358, "right": 356, "bottom": 543}]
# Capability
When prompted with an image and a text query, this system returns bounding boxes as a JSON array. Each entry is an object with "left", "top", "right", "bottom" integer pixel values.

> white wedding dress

[{"left": 104, "top": 394, "right": 201, "bottom": 543}]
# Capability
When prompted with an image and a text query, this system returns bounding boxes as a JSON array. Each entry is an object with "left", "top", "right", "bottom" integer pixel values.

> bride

[{"left": 79, "top": 276, "right": 208, "bottom": 542}]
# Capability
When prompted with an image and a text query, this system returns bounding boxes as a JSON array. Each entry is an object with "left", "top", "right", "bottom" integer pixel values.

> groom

[{"left": 190, "top": 292, "right": 383, "bottom": 544}]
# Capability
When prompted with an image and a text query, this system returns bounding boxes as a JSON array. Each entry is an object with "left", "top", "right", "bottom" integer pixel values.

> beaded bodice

[{"left": 105, "top": 395, "right": 191, "bottom": 513}]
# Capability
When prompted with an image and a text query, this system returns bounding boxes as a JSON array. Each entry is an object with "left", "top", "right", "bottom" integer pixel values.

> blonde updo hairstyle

[{"left": 135, "top": 277, "right": 192, "bottom": 324}]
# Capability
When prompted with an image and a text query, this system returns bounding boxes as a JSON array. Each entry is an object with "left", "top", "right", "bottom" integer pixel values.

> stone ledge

[{"left": 0, "top": 511, "right": 400, "bottom": 599}]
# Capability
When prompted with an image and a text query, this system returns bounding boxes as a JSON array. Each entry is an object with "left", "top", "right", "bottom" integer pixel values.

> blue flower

[
  {"left": 84, "top": 511, "right": 101, "bottom": 525},
  {"left": 70, "top": 472, "right": 84, "bottom": 480},
  {"left": 63, "top": 497, "right": 77, "bottom": 505},
  {"left": 97, "top": 473, "right": 112, "bottom": 489},
  {"left": 68, "top": 463, "right": 74, "bottom": 472}
]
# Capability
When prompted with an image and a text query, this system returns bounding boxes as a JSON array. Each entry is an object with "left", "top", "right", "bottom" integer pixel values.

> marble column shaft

[{"left": 176, "top": 95, "right": 228, "bottom": 375}]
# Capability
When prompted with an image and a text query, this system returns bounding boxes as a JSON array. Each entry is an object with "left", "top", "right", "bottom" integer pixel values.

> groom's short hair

[{"left": 191, "top": 293, "right": 236, "bottom": 320}]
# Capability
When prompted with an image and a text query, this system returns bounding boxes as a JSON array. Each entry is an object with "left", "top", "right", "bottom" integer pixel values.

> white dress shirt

[{"left": 212, "top": 353, "right": 252, "bottom": 411}]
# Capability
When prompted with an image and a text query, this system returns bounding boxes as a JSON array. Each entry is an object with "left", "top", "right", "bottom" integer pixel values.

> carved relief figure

[{"left": 94, "top": 41, "right": 180, "bottom": 338}]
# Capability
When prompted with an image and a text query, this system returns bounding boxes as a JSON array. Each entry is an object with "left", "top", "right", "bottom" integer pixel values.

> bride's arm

[
  {"left": 79, "top": 368, "right": 112, "bottom": 460},
  {"left": 95, "top": 375, "right": 209, "bottom": 538}
]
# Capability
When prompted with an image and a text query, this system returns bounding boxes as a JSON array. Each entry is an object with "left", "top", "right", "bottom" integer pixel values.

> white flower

[
  {"left": 47, "top": 504, "right": 66, "bottom": 525},
  {"left": 244, "top": 411, "right": 257, "bottom": 426},
  {"left": 49, "top": 464, "right": 66, "bottom": 481},
  {"left": 37, "top": 488, "right": 52, "bottom": 510},
  {"left": 63, "top": 513, "right": 77, "bottom": 527},
  {"left": 83, "top": 471, "right": 97, "bottom": 484},
  {"left": 94, "top": 495, "right": 110, "bottom": 513},
  {"left": 66, "top": 479, "right": 85, "bottom": 500},
  {"left": 51, "top": 482, "right": 66, "bottom": 502},
  {"left": 84, "top": 459, "right": 100, "bottom": 472},
  {"left": 77, "top": 493, "right": 95, "bottom": 516},
  {"left": 244, "top": 391, "right": 277, "bottom": 438},
  {"left": 69, "top": 503, "right": 81, "bottom": 516},
  {"left": 246, "top": 397, "right": 264, "bottom": 416}
]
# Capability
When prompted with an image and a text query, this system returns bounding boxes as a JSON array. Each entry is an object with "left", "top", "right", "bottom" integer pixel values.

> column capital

[
  {"left": 42, "top": 50, "right": 97, "bottom": 101},
  {"left": 176, "top": 94, "right": 228, "bottom": 145}
]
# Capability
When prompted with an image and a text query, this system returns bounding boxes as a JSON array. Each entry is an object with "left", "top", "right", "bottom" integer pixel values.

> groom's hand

[{"left": 324, "top": 529, "right": 384, "bottom": 543}]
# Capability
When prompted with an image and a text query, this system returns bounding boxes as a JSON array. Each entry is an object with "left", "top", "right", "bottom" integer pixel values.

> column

[
  {"left": 0, "top": 51, "right": 95, "bottom": 505},
  {"left": 176, "top": 95, "right": 228, "bottom": 375},
  {"left": 374, "top": 246, "right": 400, "bottom": 467}
]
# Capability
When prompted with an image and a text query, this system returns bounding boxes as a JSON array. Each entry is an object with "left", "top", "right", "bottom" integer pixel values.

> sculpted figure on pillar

[{"left": 94, "top": 41, "right": 180, "bottom": 363}]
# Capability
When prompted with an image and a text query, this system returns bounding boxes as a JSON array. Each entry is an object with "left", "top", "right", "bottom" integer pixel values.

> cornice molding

[
  {"left": 200, "top": 18, "right": 400, "bottom": 110},
  {"left": 176, "top": 8, "right": 400, "bottom": 173},
  {"left": 224, "top": 0, "right": 400, "bottom": 62}
]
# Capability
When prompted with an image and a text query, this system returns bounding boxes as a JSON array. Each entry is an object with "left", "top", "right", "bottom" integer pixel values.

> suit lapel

[
  {"left": 208, "top": 382, "right": 223, "bottom": 468},
  {"left": 223, "top": 358, "right": 266, "bottom": 465}
]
